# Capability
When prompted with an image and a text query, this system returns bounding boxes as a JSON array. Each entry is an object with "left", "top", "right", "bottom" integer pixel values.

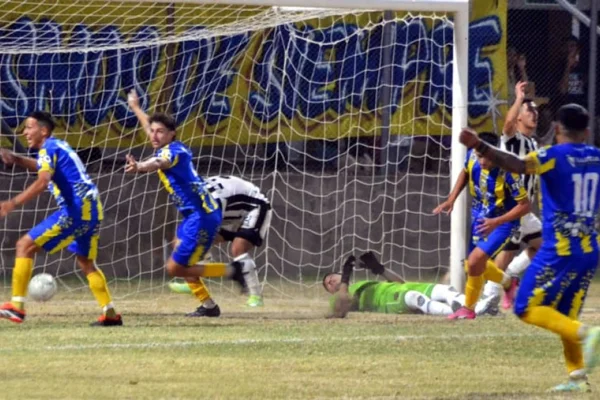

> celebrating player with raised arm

[
  {"left": 483, "top": 82, "right": 543, "bottom": 310},
  {"left": 0, "top": 111, "right": 121, "bottom": 326},
  {"left": 433, "top": 133, "right": 531, "bottom": 320},
  {"left": 169, "top": 175, "right": 271, "bottom": 314},
  {"left": 324, "top": 252, "right": 498, "bottom": 318},
  {"left": 458, "top": 104, "right": 600, "bottom": 392},
  {"left": 126, "top": 91, "right": 258, "bottom": 295}
]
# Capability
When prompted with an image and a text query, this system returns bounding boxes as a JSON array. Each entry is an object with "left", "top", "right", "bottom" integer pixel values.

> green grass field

[{"left": 1, "top": 282, "right": 600, "bottom": 400}]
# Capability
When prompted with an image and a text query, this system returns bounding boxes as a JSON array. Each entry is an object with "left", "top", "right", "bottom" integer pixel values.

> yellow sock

[
  {"left": 11, "top": 257, "right": 33, "bottom": 310},
  {"left": 201, "top": 263, "right": 227, "bottom": 278},
  {"left": 561, "top": 337, "right": 585, "bottom": 374},
  {"left": 464, "top": 274, "right": 484, "bottom": 310},
  {"left": 87, "top": 269, "right": 116, "bottom": 317},
  {"left": 187, "top": 279, "right": 212, "bottom": 302},
  {"left": 521, "top": 306, "right": 582, "bottom": 343},
  {"left": 482, "top": 259, "right": 508, "bottom": 287}
]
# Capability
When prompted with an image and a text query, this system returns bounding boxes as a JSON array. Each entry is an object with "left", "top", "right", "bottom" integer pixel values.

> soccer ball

[{"left": 28, "top": 273, "right": 58, "bottom": 302}]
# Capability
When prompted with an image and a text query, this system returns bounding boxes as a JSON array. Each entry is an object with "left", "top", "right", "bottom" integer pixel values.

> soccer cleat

[
  {"left": 584, "top": 327, "right": 600, "bottom": 373},
  {"left": 168, "top": 281, "right": 192, "bottom": 294},
  {"left": 90, "top": 314, "right": 123, "bottom": 327},
  {"left": 246, "top": 295, "right": 264, "bottom": 307},
  {"left": 447, "top": 306, "right": 476, "bottom": 320},
  {"left": 475, "top": 294, "right": 500, "bottom": 316},
  {"left": 502, "top": 277, "right": 519, "bottom": 310},
  {"left": 0, "top": 302, "right": 25, "bottom": 324},
  {"left": 186, "top": 304, "right": 221, "bottom": 317},
  {"left": 549, "top": 379, "right": 591, "bottom": 393}
]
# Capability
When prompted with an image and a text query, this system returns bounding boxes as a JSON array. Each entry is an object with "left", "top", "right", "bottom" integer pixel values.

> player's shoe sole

[
  {"left": 90, "top": 314, "right": 123, "bottom": 327},
  {"left": 0, "top": 302, "right": 25, "bottom": 324},
  {"left": 186, "top": 305, "right": 221, "bottom": 317},
  {"left": 448, "top": 306, "right": 476, "bottom": 320},
  {"left": 246, "top": 295, "right": 264, "bottom": 307},
  {"left": 549, "top": 379, "right": 591, "bottom": 393},
  {"left": 169, "top": 281, "right": 192, "bottom": 294},
  {"left": 584, "top": 327, "right": 600, "bottom": 373}
]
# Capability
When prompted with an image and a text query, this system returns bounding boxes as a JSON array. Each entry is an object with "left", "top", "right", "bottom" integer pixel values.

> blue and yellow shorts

[{"left": 172, "top": 208, "right": 223, "bottom": 266}]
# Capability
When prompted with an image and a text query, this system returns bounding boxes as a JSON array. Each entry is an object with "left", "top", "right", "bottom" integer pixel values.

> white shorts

[
  {"left": 504, "top": 212, "right": 542, "bottom": 250},
  {"left": 219, "top": 206, "right": 272, "bottom": 247}
]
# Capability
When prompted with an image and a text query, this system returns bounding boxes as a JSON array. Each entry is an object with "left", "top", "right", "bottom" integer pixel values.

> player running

[
  {"left": 0, "top": 111, "right": 121, "bottom": 326},
  {"left": 169, "top": 175, "right": 271, "bottom": 314},
  {"left": 126, "top": 91, "right": 257, "bottom": 296},
  {"left": 325, "top": 252, "right": 498, "bottom": 318},
  {"left": 458, "top": 104, "right": 600, "bottom": 392},
  {"left": 433, "top": 133, "right": 531, "bottom": 320},
  {"left": 483, "top": 81, "right": 543, "bottom": 310}
]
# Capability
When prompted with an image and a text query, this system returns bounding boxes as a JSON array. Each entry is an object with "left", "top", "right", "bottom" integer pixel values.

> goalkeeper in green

[{"left": 326, "top": 252, "right": 498, "bottom": 318}]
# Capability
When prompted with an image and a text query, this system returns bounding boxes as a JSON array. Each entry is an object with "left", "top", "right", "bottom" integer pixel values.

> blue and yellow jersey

[
  {"left": 155, "top": 141, "right": 219, "bottom": 214},
  {"left": 527, "top": 143, "right": 600, "bottom": 256},
  {"left": 464, "top": 149, "right": 528, "bottom": 220},
  {"left": 37, "top": 137, "right": 102, "bottom": 220}
]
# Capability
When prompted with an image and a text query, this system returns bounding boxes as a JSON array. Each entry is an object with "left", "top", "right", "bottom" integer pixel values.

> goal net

[{"left": 0, "top": 0, "right": 468, "bottom": 298}]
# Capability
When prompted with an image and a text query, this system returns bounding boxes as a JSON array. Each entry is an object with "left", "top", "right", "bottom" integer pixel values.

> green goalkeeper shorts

[{"left": 382, "top": 282, "right": 435, "bottom": 314}]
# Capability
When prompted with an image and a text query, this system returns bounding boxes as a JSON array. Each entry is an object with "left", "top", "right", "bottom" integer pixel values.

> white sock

[
  {"left": 483, "top": 281, "right": 503, "bottom": 298},
  {"left": 234, "top": 253, "right": 261, "bottom": 296},
  {"left": 203, "top": 298, "right": 216, "bottom": 309},
  {"left": 404, "top": 291, "right": 452, "bottom": 316},
  {"left": 506, "top": 251, "right": 531, "bottom": 278},
  {"left": 430, "top": 284, "right": 461, "bottom": 305}
]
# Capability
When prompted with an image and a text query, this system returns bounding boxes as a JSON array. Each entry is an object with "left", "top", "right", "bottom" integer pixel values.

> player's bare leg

[
  {"left": 230, "top": 237, "right": 263, "bottom": 307},
  {"left": 0, "top": 234, "right": 39, "bottom": 323},
  {"left": 165, "top": 256, "right": 249, "bottom": 292}
]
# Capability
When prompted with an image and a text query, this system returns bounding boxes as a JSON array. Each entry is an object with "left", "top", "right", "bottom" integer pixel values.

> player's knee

[
  {"left": 16, "top": 235, "right": 38, "bottom": 257},
  {"left": 467, "top": 249, "right": 487, "bottom": 276},
  {"left": 76, "top": 256, "right": 96, "bottom": 275},
  {"left": 166, "top": 261, "right": 179, "bottom": 277}
]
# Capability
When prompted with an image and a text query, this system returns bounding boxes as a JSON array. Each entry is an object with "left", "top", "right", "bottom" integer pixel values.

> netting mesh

[{"left": 0, "top": 1, "right": 455, "bottom": 297}]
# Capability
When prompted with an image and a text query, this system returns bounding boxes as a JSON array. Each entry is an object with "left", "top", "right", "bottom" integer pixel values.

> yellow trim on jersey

[
  {"left": 529, "top": 151, "right": 556, "bottom": 174},
  {"left": 493, "top": 173, "right": 505, "bottom": 210},
  {"left": 38, "top": 148, "right": 54, "bottom": 175},
  {"left": 580, "top": 234, "right": 593, "bottom": 254},
  {"left": 157, "top": 170, "right": 175, "bottom": 194},
  {"left": 555, "top": 231, "right": 571, "bottom": 256},
  {"left": 467, "top": 156, "right": 476, "bottom": 198},
  {"left": 510, "top": 172, "right": 528, "bottom": 201}
]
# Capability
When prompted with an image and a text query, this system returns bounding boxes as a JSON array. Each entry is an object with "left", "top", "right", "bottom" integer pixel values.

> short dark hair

[
  {"left": 28, "top": 111, "right": 55, "bottom": 133},
  {"left": 557, "top": 103, "right": 589, "bottom": 133},
  {"left": 322, "top": 272, "right": 340, "bottom": 290},
  {"left": 478, "top": 132, "right": 499, "bottom": 148},
  {"left": 149, "top": 113, "right": 177, "bottom": 132}
]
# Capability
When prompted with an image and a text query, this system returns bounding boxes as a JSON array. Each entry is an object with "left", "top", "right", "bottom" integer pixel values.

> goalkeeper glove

[
  {"left": 358, "top": 251, "right": 385, "bottom": 275},
  {"left": 340, "top": 255, "right": 356, "bottom": 285}
]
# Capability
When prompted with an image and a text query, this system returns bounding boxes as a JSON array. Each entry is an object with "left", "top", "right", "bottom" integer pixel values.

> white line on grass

[{"left": 0, "top": 332, "right": 553, "bottom": 353}]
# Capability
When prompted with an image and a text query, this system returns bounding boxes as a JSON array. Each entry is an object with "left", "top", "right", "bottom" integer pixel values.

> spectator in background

[
  {"left": 507, "top": 47, "right": 529, "bottom": 104},
  {"left": 559, "top": 36, "right": 587, "bottom": 107}
]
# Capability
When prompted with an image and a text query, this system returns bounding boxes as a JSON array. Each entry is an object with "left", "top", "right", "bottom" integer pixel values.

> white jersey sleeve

[{"left": 205, "top": 175, "right": 269, "bottom": 212}]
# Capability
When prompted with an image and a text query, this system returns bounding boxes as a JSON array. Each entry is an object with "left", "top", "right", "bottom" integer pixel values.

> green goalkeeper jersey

[{"left": 347, "top": 281, "right": 435, "bottom": 314}]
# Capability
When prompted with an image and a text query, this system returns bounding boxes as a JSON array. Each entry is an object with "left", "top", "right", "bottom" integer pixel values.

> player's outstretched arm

[
  {"left": 503, "top": 81, "right": 528, "bottom": 138},
  {"left": 459, "top": 128, "right": 538, "bottom": 175},
  {"left": 124, "top": 154, "right": 170, "bottom": 174},
  {"left": 0, "top": 149, "right": 37, "bottom": 172},
  {"left": 359, "top": 251, "right": 405, "bottom": 283},
  {"left": 0, "top": 171, "right": 51, "bottom": 218},
  {"left": 127, "top": 89, "right": 152, "bottom": 138},
  {"left": 433, "top": 169, "right": 468, "bottom": 215}
]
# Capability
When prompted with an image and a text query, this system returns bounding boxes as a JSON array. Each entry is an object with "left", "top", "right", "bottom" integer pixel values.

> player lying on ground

[
  {"left": 324, "top": 252, "right": 498, "bottom": 318},
  {"left": 434, "top": 132, "right": 531, "bottom": 320},
  {"left": 169, "top": 175, "right": 271, "bottom": 314},
  {"left": 0, "top": 111, "right": 121, "bottom": 326},
  {"left": 483, "top": 81, "right": 543, "bottom": 310},
  {"left": 459, "top": 104, "right": 600, "bottom": 392},
  {"left": 126, "top": 90, "right": 259, "bottom": 298}
]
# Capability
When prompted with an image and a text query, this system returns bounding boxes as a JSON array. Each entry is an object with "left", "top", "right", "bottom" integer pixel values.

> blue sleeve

[
  {"left": 527, "top": 146, "right": 556, "bottom": 175},
  {"left": 155, "top": 143, "right": 181, "bottom": 169},
  {"left": 463, "top": 149, "right": 472, "bottom": 171},
  {"left": 37, "top": 144, "right": 56, "bottom": 176},
  {"left": 505, "top": 171, "right": 528, "bottom": 201}
]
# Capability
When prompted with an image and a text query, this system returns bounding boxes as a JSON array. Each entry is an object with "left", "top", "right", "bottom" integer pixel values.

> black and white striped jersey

[
  {"left": 501, "top": 131, "right": 538, "bottom": 200},
  {"left": 205, "top": 176, "right": 270, "bottom": 222}
]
